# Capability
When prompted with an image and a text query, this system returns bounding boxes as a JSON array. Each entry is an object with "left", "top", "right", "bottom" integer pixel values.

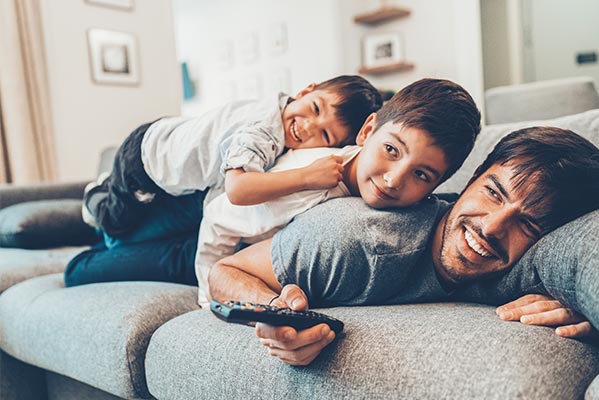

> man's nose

[{"left": 481, "top": 208, "right": 516, "bottom": 239}]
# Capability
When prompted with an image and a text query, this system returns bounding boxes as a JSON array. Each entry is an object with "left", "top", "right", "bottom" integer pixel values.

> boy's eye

[
  {"left": 313, "top": 102, "right": 320, "bottom": 115},
  {"left": 384, "top": 144, "right": 398, "bottom": 156},
  {"left": 415, "top": 170, "right": 430, "bottom": 183},
  {"left": 322, "top": 130, "right": 330, "bottom": 145}
]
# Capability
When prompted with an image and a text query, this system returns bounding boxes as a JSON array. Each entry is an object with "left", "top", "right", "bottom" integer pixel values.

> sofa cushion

[
  {"left": 0, "top": 199, "right": 99, "bottom": 249},
  {"left": 0, "top": 247, "right": 83, "bottom": 294},
  {"left": 437, "top": 108, "right": 599, "bottom": 194},
  {"left": 588, "top": 375, "right": 599, "bottom": 400},
  {"left": 145, "top": 303, "right": 599, "bottom": 400},
  {"left": 0, "top": 274, "right": 199, "bottom": 399}
]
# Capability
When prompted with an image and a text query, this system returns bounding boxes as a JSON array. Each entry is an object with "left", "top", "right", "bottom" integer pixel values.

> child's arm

[
  {"left": 225, "top": 155, "right": 343, "bottom": 206},
  {"left": 496, "top": 294, "right": 595, "bottom": 338}
]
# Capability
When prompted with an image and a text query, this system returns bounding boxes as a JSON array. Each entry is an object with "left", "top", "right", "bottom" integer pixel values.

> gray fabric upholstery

[
  {"left": 146, "top": 304, "right": 599, "bottom": 400},
  {"left": 0, "top": 350, "right": 47, "bottom": 400},
  {"left": 0, "top": 181, "right": 87, "bottom": 210},
  {"left": 0, "top": 274, "right": 199, "bottom": 399},
  {"left": 0, "top": 246, "right": 83, "bottom": 294},
  {"left": 485, "top": 77, "right": 599, "bottom": 125},
  {"left": 436, "top": 108, "right": 599, "bottom": 194},
  {"left": 587, "top": 375, "right": 599, "bottom": 400},
  {"left": 46, "top": 372, "right": 124, "bottom": 400},
  {"left": 0, "top": 199, "right": 98, "bottom": 249}
]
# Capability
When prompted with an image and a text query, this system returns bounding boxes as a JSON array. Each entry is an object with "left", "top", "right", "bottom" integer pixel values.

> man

[{"left": 209, "top": 126, "right": 599, "bottom": 366}]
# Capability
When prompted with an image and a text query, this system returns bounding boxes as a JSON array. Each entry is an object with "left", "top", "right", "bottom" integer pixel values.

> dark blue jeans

[{"left": 65, "top": 190, "right": 204, "bottom": 287}]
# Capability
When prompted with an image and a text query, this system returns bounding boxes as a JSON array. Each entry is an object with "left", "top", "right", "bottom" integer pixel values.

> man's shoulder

[{"left": 292, "top": 197, "right": 451, "bottom": 253}]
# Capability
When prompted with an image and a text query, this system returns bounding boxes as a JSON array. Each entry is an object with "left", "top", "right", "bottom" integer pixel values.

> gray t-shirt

[{"left": 271, "top": 197, "right": 453, "bottom": 308}]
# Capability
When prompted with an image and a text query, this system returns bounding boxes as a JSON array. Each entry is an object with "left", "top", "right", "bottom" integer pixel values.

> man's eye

[
  {"left": 521, "top": 219, "right": 539, "bottom": 237},
  {"left": 313, "top": 102, "right": 320, "bottom": 115},
  {"left": 486, "top": 186, "right": 499, "bottom": 199},
  {"left": 384, "top": 144, "right": 397, "bottom": 156},
  {"left": 415, "top": 170, "right": 430, "bottom": 183}
]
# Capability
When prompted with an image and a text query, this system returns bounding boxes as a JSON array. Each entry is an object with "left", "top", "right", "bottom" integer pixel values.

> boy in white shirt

[
  {"left": 196, "top": 78, "right": 481, "bottom": 305},
  {"left": 84, "top": 75, "right": 382, "bottom": 244}
]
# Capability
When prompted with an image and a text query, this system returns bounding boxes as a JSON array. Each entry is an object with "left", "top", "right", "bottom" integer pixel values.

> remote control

[{"left": 210, "top": 299, "right": 344, "bottom": 334}]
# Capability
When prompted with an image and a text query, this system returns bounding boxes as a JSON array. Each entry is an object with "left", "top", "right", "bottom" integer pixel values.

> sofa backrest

[
  {"left": 485, "top": 76, "right": 599, "bottom": 125},
  {"left": 436, "top": 108, "right": 599, "bottom": 194}
]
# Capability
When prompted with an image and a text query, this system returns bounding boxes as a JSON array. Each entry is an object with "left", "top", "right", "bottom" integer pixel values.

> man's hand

[
  {"left": 496, "top": 294, "right": 595, "bottom": 338},
  {"left": 301, "top": 155, "right": 344, "bottom": 191},
  {"left": 255, "top": 284, "right": 336, "bottom": 366}
]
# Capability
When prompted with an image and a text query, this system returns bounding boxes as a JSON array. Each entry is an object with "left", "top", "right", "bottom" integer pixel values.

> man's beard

[{"left": 437, "top": 206, "right": 507, "bottom": 285}]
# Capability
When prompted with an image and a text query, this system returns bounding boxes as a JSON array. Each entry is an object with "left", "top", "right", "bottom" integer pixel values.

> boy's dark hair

[
  {"left": 375, "top": 78, "right": 481, "bottom": 181},
  {"left": 315, "top": 75, "right": 383, "bottom": 144},
  {"left": 468, "top": 126, "right": 599, "bottom": 233}
]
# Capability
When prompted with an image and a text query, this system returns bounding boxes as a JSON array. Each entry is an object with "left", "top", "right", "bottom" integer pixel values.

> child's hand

[
  {"left": 302, "top": 155, "right": 344, "bottom": 190},
  {"left": 496, "top": 294, "right": 595, "bottom": 338},
  {"left": 255, "top": 285, "right": 336, "bottom": 366}
]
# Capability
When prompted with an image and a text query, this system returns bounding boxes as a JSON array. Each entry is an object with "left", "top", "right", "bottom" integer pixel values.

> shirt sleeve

[{"left": 220, "top": 124, "right": 283, "bottom": 173}]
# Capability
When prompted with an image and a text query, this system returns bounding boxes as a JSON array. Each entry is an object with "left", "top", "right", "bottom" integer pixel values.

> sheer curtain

[{"left": 0, "top": 0, "right": 56, "bottom": 184}]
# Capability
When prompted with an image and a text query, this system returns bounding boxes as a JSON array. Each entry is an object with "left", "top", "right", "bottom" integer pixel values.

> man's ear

[
  {"left": 356, "top": 113, "right": 378, "bottom": 146},
  {"left": 295, "top": 82, "right": 316, "bottom": 99}
]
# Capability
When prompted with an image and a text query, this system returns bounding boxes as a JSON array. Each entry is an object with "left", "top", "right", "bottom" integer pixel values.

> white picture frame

[
  {"left": 85, "top": 0, "right": 133, "bottom": 11},
  {"left": 363, "top": 32, "right": 404, "bottom": 68},
  {"left": 87, "top": 29, "right": 140, "bottom": 86}
]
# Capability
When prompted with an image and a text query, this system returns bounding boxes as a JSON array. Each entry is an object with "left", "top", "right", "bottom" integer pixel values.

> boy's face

[
  {"left": 282, "top": 84, "right": 352, "bottom": 149},
  {"left": 354, "top": 114, "right": 449, "bottom": 208}
]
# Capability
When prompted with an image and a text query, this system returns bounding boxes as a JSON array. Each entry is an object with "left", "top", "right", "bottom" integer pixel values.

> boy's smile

[
  {"left": 345, "top": 114, "right": 448, "bottom": 209},
  {"left": 282, "top": 84, "right": 351, "bottom": 149}
]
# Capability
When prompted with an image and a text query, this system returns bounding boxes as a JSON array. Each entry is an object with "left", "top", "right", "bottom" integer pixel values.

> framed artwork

[
  {"left": 362, "top": 32, "right": 404, "bottom": 68},
  {"left": 85, "top": 0, "right": 133, "bottom": 11},
  {"left": 87, "top": 29, "right": 139, "bottom": 86}
]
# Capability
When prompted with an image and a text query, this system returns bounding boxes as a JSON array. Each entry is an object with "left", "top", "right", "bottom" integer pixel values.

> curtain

[{"left": 0, "top": 0, "right": 56, "bottom": 184}]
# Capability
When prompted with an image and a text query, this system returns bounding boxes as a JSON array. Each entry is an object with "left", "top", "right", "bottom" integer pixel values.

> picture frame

[
  {"left": 362, "top": 32, "right": 404, "bottom": 68},
  {"left": 84, "top": 0, "right": 134, "bottom": 11},
  {"left": 87, "top": 29, "right": 140, "bottom": 86}
]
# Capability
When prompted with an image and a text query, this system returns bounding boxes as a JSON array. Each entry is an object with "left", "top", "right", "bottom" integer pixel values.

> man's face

[
  {"left": 354, "top": 117, "right": 448, "bottom": 208},
  {"left": 433, "top": 161, "right": 545, "bottom": 284},
  {"left": 281, "top": 85, "right": 351, "bottom": 149}
]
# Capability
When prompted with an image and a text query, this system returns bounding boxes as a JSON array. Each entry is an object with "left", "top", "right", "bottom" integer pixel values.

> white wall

[
  {"left": 173, "top": 0, "right": 345, "bottom": 115},
  {"left": 523, "top": 0, "right": 599, "bottom": 85},
  {"left": 40, "top": 0, "right": 181, "bottom": 181},
  {"left": 173, "top": 0, "right": 484, "bottom": 115}
]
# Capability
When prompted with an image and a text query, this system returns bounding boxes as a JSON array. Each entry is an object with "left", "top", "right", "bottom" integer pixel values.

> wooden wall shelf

[
  {"left": 353, "top": 6, "right": 411, "bottom": 25},
  {"left": 358, "top": 62, "right": 414, "bottom": 76}
]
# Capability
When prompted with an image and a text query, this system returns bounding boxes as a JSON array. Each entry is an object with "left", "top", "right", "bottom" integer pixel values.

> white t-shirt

[
  {"left": 195, "top": 145, "right": 362, "bottom": 306},
  {"left": 141, "top": 94, "right": 289, "bottom": 205}
]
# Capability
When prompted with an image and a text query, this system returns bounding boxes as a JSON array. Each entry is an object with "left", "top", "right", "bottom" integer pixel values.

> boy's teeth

[
  {"left": 291, "top": 121, "right": 301, "bottom": 141},
  {"left": 464, "top": 229, "right": 492, "bottom": 257}
]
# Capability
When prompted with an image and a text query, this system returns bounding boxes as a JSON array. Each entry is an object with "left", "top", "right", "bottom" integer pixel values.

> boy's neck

[{"left": 342, "top": 152, "right": 360, "bottom": 197}]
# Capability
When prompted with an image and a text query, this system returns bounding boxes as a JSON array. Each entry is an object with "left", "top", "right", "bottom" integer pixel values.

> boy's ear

[
  {"left": 295, "top": 82, "right": 316, "bottom": 99},
  {"left": 356, "top": 113, "right": 378, "bottom": 146}
]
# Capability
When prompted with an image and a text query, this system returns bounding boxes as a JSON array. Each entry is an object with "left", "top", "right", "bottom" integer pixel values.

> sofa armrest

[{"left": 0, "top": 181, "right": 88, "bottom": 210}]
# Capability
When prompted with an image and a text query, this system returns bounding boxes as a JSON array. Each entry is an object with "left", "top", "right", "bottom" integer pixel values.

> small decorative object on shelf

[
  {"left": 354, "top": 6, "right": 410, "bottom": 25},
  {"left": 359, "top": 62, "right": 414, "bottom": 76},
  {"left": 354, "top": 1, "right": 414, "bottom": 76}
]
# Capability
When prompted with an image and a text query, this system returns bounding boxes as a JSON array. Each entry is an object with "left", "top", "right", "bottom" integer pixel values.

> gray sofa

[{"left": 1, "top": 80, "right": 599, "bottom": 399}]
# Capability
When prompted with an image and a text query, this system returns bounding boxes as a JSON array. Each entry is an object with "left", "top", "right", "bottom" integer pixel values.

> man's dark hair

[
  {"left": 375, "top": 78, "right": 481, "bottom": 181},
  {"left": 469, "top": 126, "right": 599, "bottom": 233},
  {"left": 315, "top": 75, "right": 383, "bottom": 144}
]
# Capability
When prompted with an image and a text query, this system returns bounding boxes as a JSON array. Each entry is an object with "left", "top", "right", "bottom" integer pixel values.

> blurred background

[{"left": 0, "top": 0, "right": 597, "bottom": 183}]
